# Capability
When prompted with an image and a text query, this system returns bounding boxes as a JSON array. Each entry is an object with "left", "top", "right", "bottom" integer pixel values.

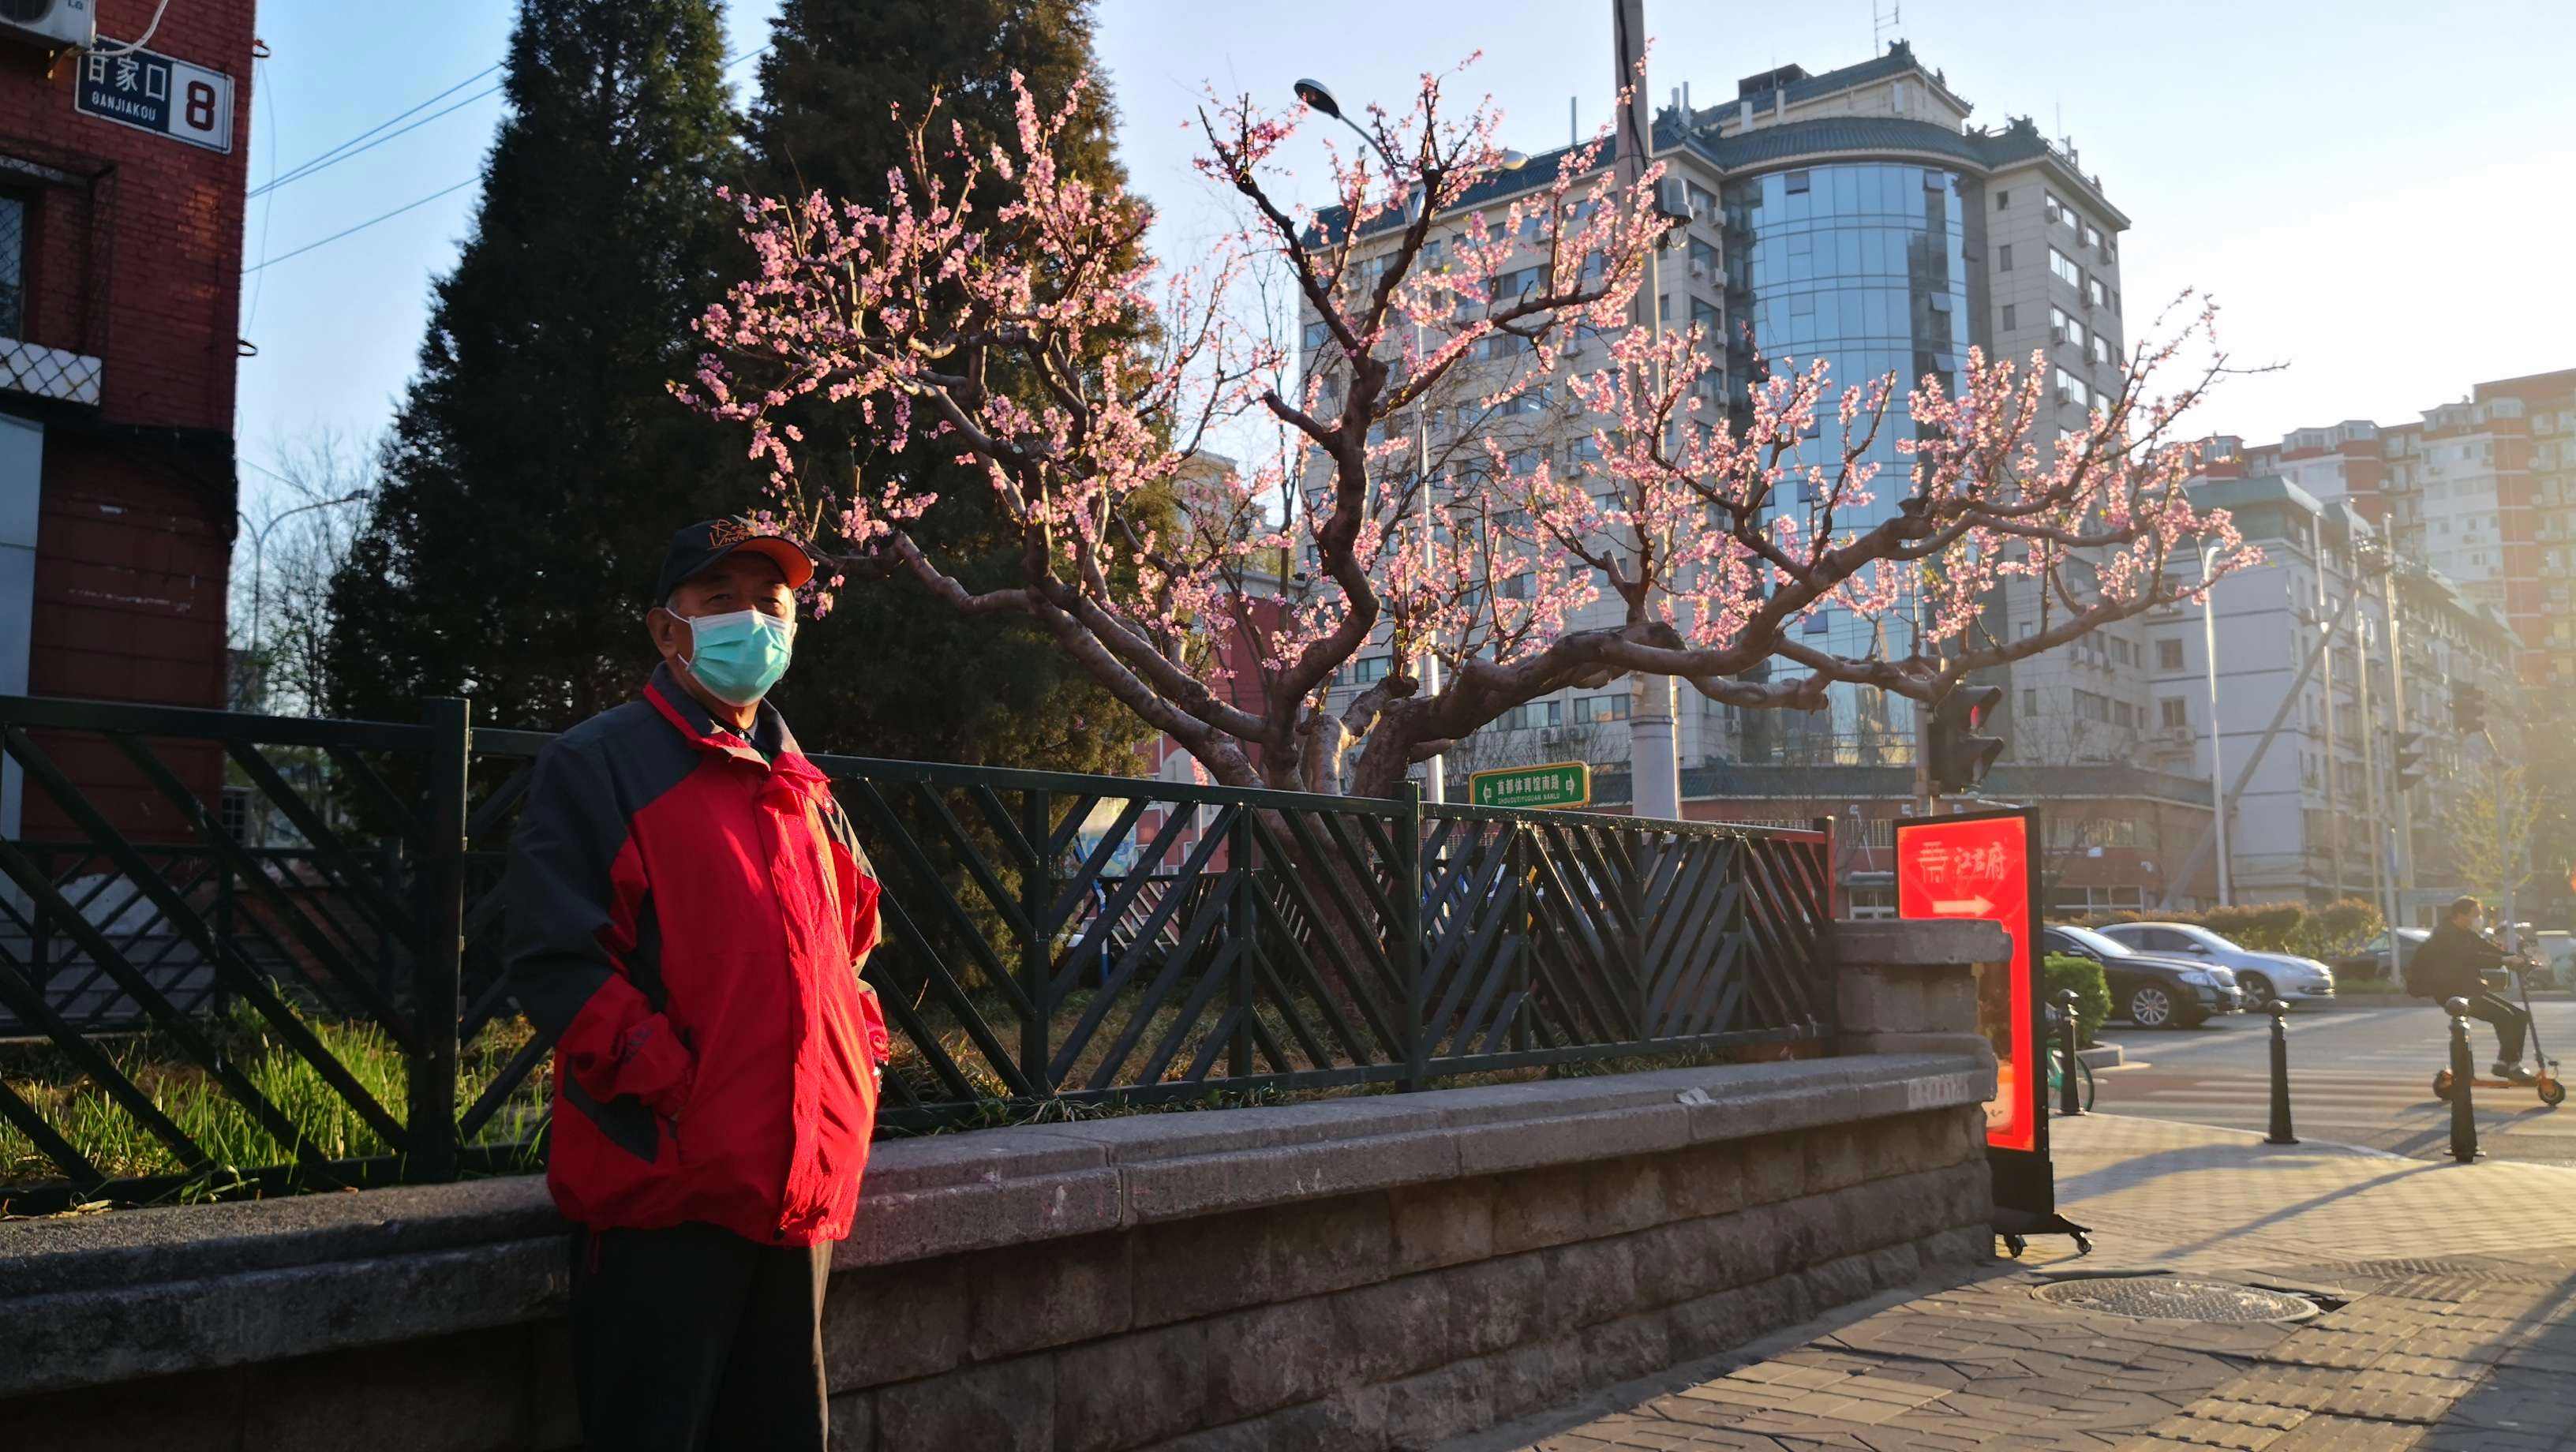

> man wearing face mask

[
  {"left": 504, "top": 517, "right": 891, "bottom": 1452},
  {"left": 2411, "top": 896, "right": 2535, "bottom": 1083}
]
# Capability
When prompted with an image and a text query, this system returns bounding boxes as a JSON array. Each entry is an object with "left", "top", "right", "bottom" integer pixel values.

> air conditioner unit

[{"left": 2, "top": 0, "right": 96, "bottom": 49}]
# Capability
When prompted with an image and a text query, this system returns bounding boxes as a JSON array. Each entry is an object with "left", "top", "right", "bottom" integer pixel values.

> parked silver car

[{"left": 2094, "top": 922, "right": 2337, "bottom": 1008}]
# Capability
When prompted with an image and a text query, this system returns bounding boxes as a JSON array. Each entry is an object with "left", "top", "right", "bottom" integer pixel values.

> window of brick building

[{"left": 0, "top": 193, "right": 25, "bottom": 340}]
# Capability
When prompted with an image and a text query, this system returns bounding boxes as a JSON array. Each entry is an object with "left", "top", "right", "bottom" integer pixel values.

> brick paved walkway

[{"left": 1440, "top": 1114, "right": 2576, "bottom": 1452}]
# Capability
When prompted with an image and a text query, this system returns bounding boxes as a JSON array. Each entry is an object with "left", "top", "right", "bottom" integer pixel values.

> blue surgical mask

[{"left": 679, "top": 608, "right": 795, "bottom": 705}]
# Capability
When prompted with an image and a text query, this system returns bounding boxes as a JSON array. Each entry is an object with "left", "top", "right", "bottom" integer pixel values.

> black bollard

[
  {"left": 2055, "top": 988, "right": 2085, "bottom": 1117},
  {"left": 2447, "top": 995, "right": 2479, "bottom": 1162},
  {"left": 2265, "top": 999, "right": 2298, "bottom": 1144}
]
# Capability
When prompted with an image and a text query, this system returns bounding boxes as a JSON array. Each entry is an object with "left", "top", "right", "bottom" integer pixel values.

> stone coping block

[
  {"left": 0, "top": 1052, "right": 1987, "bottom": 1399},
  {"left": 1834, "top": 917, "right": 2009, "bottom": 967}
]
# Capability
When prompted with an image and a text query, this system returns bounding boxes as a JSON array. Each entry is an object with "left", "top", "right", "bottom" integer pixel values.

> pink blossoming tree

[{"left": 680, "top": 63, "right": 2256, "bottom": 800}]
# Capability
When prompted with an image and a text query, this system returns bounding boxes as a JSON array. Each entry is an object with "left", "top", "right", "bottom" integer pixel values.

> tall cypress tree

[
  {"left": 328, "top": 0, "right": 744, "bottom": 730},
  {"left": 742, "top": 0, "right": 1155, "bottom": 775}
]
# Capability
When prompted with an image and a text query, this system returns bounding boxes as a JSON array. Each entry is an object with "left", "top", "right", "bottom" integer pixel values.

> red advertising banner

[{"left": 1895, "top": 812, "right": 2037, "bottom": 1153}]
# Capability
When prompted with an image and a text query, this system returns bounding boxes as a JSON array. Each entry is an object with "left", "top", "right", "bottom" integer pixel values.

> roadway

[{"left": 2091, "top": 1000, "right": 2576, "bottom": 1166}]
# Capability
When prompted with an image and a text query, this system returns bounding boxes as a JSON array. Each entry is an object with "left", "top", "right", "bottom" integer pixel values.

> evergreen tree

[
  {"left": 328, "top": 0, "right": 745, "bottom": 730},
  {"left": 743, "top": 0, "right": 1154, "bottom": 775}
]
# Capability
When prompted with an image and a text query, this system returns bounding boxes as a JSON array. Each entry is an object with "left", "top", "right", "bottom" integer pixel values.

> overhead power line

[
  {"left": 242, "top": 43, "right": 771, "bottom": 275},
  {"left": 251, "top": 64, "right": 503, "bottom": 200},
  {"left": 242, "top": 178, "right": 477, "bottom": 274}
]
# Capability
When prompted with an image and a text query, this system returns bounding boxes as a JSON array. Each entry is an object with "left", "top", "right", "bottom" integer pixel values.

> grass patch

[
  {"left": 7, "top": 975, "right": 1817, "bottom": 1207},
  {"left": 1, "top": 1002, "right": 551, "bottom": 1203}
]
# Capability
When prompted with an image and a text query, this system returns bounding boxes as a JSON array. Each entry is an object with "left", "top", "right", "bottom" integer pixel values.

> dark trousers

[
  {"left": 2461, "top": 991, "right": 2532, "bottom": 1064},
  {"left": 569, "top": 1222, "right": 832, "bottom": 1452}
]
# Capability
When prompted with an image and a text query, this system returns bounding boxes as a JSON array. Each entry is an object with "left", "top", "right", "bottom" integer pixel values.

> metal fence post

[
  {"left": 2265, "top": 999, "right": 2299, "bottom": 1144},
  {"left": 1629, "top": 828, "right": 1652, "bottom": 1042},
  {"left": 1509, "top": 825, "right": 1531, "bottom": 1053},
  {"left": 1021, "top": 789, "right": 1051, "bottom": 1095},
  {"left": 1228, "top": 809, "right": 1254, "bottom": 1081},
  {"left": 2447, "top": 996, "right": 2478, "bottom": 1163},
  {"left": 207, "top": 849, "right": 233, "bottom": 1021},
  {"left": 28, "top": 870, "right": 51, "bottom": 1012},
  {"left": 409, "top": 696, "right": 470, "bottom": 1183},
  {"left": 1814, "top": 815, "right": 1840, "bottom": 1043},
  {"left": 1398, "top": 783, "right": 1426, "bottom": 1090}
]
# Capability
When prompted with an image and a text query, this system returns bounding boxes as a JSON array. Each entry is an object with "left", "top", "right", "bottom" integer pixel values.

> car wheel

[
  {"left": 2129, "top": 985, "right": 2177, "bottom": 1029},
  {"left": 2238, "top": 971, "right": 2275, "bottom": 1005}
]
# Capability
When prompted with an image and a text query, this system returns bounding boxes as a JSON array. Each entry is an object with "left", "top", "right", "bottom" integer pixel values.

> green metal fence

[{"left": 0, "top": 692, "right": 1835, "bottom": 1213}]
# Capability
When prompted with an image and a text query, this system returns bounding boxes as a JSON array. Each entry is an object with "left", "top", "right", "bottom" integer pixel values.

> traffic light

[
  {"left": 1929, "top": 684, "right": 2006, "bottom": 794},
  {"left": 2393, "top": 730, "right": 2426, "bottom": 794},
  {"left": 2453, "top": 683, "right": 2487, "bottom": 737}
]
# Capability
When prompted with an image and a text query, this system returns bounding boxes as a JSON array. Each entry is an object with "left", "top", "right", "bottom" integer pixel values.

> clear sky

[{"left": 234, "top": 0, "right": 2576, "bottom": 507}]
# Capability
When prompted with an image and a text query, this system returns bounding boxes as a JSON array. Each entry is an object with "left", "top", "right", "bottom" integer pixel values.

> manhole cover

[{"left": 2033, "top": 1275, "right": 2318, "bottom": 1323}]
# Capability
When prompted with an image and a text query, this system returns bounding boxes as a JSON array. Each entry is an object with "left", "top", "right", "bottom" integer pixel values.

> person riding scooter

[{"left": 2409, "top": 896, "right": 2537, "bottom": 1084}]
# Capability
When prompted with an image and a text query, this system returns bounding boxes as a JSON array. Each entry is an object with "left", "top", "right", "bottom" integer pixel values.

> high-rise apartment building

[
  {"left": 2151, "top": 476, "right": 2520, "bottom": 917},
  {"left": 2214, "top": 368, "right": 2576, "bottom": 689},
  {"left": 1297, "top": 43, "right": 2197, "bottom": 867}
]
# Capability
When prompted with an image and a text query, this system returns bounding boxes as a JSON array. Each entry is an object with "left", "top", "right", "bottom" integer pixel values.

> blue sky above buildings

[{"left": 234, "top": 0, "right": 2575, "bottom": 512}]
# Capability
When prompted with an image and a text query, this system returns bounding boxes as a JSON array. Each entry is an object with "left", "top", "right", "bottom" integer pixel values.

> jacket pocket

[{"left": 561, "top": 1067, "right": 661, "bottom": 1165}]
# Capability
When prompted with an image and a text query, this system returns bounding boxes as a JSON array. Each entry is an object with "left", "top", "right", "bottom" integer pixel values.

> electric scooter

[{"left": 2432, "top": 958, "right": 2566, "bottom": 1109}]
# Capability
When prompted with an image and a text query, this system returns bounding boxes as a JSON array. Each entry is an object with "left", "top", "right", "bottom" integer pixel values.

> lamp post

[
  {"left": 1291, "top": 80, "right": 1525, "bottom": 806},
  {"left": 242, "top": 491, "right": 365, "bottom": 709},
  {"left": 2200, "top": 541, "right": 2231, "bottom": 905}
]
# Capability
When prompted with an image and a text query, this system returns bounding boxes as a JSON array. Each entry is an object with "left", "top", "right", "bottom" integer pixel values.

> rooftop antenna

[
  {"left": 1873, "top": 1, "right": 1901, "bottom": 51},
  {"left": 1570, "top": 95, "right": 1578, "bottom": 146}
]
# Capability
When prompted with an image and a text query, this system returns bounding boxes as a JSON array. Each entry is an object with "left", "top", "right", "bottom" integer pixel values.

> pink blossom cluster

[{"left": 679, "top": 62, "right": 2256, "bottom": 797}]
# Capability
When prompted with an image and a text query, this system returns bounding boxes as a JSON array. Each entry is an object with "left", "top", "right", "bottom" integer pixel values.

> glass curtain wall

[{"left": 1719, "top": 161, "right": 1978, "bottom": 765}]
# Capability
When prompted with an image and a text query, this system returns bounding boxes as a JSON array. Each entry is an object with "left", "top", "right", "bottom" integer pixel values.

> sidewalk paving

[{"left": 1439, "top": 1114, "right": 2576, "bottom": 1452}]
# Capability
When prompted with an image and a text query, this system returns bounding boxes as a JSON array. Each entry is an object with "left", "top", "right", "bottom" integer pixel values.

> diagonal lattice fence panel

[{"left": 2, "top": 691, "right": 1836, "bottom": 1212}]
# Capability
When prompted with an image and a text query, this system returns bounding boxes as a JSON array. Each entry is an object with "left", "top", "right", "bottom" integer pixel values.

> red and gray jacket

[{"left": 505, "top": 664, "right": 890, "bottom": 1246}]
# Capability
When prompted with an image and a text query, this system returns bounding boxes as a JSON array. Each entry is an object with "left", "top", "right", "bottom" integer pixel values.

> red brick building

[{"left": 0, "top": 2, "right": 255, "bottom": 841}]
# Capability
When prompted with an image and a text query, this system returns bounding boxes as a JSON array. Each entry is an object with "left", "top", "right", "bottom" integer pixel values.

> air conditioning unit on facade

[{"left": 0, "top": 0, "right": 96, "bottom": 48}]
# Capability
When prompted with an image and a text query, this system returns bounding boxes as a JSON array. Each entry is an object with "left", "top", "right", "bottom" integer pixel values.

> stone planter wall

[{"left": 0, "top": 919, "right": 2009, "bottom": 1451}]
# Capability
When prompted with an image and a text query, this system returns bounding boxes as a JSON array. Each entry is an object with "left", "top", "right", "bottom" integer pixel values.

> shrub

[
  {"left": 2193, "top": 903, "right": 2308, "bottom": 952},
  {"left": 2042, "top": 953, "right": 2112, "bottom": 1047},
  {"left": 2294, "top": 898, "right": 2384, "bottom": 958},
  {"left": 2072, "top": 898, "right": 2383, "bottom": 961}
]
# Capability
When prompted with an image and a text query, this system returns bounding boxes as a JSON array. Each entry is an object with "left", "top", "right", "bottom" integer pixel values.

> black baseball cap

[{"left": 653, "top": 517, "right": 818, "bottom": 604}]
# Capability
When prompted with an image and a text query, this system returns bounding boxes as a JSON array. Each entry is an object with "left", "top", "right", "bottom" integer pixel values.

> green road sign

[{"left": 1467, "top": 761, "right": 1591, "bottom": 810}]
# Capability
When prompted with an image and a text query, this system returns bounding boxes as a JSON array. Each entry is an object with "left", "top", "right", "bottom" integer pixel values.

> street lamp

[
  {"left": 243, "top": 490, "right": 366, "bottom": 709},
  {"left": 1292, "top": 79, "right": 1526, "bottom": 804},
  {"left": 2200, "top": 541, "right": 2231, "bottom": 905}
]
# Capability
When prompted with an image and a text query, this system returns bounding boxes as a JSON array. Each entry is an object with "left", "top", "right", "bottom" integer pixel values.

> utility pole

[
  {"left": 2312, "top": 513, "right": 2345, "bottom": 896},
  {"left": 2354, "top": 606, "right": 2401, "bottom": 974},
  {"left": 2379, "top": 563, "right": 2416, "bottom": 912},
  {"left": 2496, "top": 741, "right": 2517, "bottom": 951},
  {"left": 1915, "top": 709, "right": 1935, "bottom": 818},
  {"left": 1613, "top": 0, "right": 1682, "bottom": 822}
]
